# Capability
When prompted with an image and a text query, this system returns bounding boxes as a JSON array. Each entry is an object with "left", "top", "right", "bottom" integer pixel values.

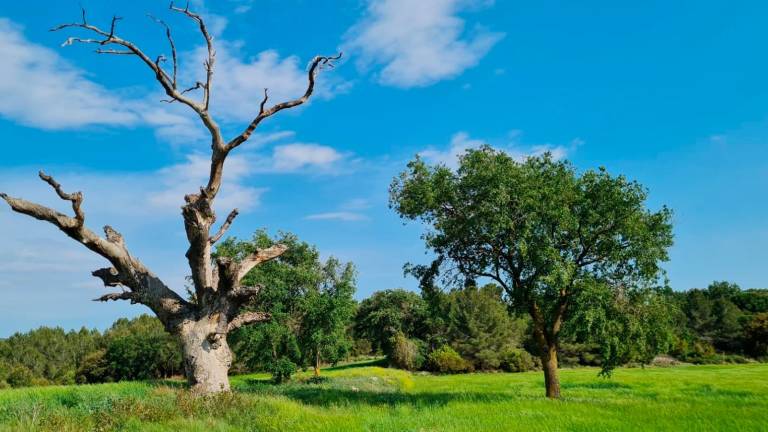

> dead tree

[{"left": 0, "top": 4, "right": 340, "bottom": 394}]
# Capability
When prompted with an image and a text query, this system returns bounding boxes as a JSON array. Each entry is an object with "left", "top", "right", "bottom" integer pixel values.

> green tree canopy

[
  {"left": 216, "top": 230, "right": 357, "bottom": 380},
  {"left": 390, "top": 147, "right": 674, "bottom": 397},
  {"left": 353, "top": 289, "right": 427, "bottom": 358}
]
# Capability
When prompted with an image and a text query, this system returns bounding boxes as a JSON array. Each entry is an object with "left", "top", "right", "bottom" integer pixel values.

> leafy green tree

[
  {"left": 218, "top": 230, "right": 319, "bottom": 377},
  {"left": 298, "top": 258, "right": 357, "bottom": 376},
  {"left": 391, "top": 148, "right": 674, "bottom": 397},
  {"left": 353, "top": 289, "right": 427, "bottom": 360},
  {"left": 567, "top": 284, "right": 675, "bottom": 371},
  {"left": 219, "top": 230, "right": 357, "bottom": 380},
  {"left": 76, "top": 315, "right": 182, "bottom": 383}
]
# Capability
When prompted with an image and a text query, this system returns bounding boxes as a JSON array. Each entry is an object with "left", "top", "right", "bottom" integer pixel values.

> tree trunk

[
  {"left": 314, "top": 349, "right": 321, "bottom": 377},
  {"left": 179, "top": 318, "right": 233, "bottom": 394},
  {"left": 541, "top": 343, "right": 561, "bottom": 399}
]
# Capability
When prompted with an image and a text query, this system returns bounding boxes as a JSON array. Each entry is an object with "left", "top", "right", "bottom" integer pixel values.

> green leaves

[{"left": 391, "top": 146, "right": 675, "bottom": 381}]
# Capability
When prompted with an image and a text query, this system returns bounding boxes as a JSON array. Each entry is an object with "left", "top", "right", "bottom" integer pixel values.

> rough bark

[
  {"left": 179, "top": 316, "right": 233, "bottom": 394},
  {"left": 530, "top": 301, "right": 562, "bottom": 399},
  {"left": 541, "top": 343, "right": 561, "bottom": 399},
  {"left": 1, "top": 4, "right": 340, "bottom": 395}
]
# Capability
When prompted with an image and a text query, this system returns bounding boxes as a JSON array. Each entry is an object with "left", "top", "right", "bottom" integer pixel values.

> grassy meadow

[{"left": 0, "top": 361, "right": 766, "bottom": 431}]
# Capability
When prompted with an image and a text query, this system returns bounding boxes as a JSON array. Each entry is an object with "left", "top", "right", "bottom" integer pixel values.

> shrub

[
  {"left": 500, "top": 349, "right": 538, "bottom": 372},
  {"left": 745, "top": 313, "right": 768, "bottom": 357},
  {"left": 389, "top": 333, "right": 424, "bottom": 371},
  {"left": 6, "top": 365, "right": 35, "bottom": 388},
  {"left": 270, "top": 358, "right": 296, "bottom": 383},
  {"left": 427, "top": 345, "right": 472, "bottom": 373},
  {"left": 75, "top": 349, "right": 110, "bottom": 384}
]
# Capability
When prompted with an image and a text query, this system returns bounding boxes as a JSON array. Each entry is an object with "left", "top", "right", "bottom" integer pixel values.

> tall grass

[{"left": 0, "top": 363, "right": 766, "bottom": 431}]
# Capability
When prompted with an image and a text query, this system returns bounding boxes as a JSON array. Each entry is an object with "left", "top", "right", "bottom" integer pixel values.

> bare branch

[
  {"left": 227, "top": 311, "right": 270, "bottom": 332},
  {"left": 210, "top": 209, "right": 238, "bottom": 244},
  {"left": 51, "top": 9, "right": 222, "bottom": 142},
  {"left": 147, "top": 14, "right": 178, "bottom": 88},
  {"left": 37, "top": 171, "right": 85, "bottom": 226},
  {"left": 92, "top": 267, "right": 123, "bottom": 287},
  {"left": 259, "top": 88, "right": 269, "bottom": 114},
  {"left": 95, "top": 291, "right": 137, "bottom": 302},
  {"left": 94, "top": 49, "right": 135, "bottom": 55},
  {"left": 1, "top": 183, "right": 190, "bottom": 322},
  {"left": 104, "top": 225, "right": 126, "bottom": 248},
  {"left": 229, "top": 285, "right": 263, "bottom": 301},
  {"left": 226, "top": 53, "right": 342, "bottom": 151},
  {"left": 237, "top": 244, "right": 289, "bottom": 281},
  {"left": 181, "top": 82, "right": 204, "bottom": 95},
  {"left": 170, "top": 1, "right": 214, "bottom": 110}
]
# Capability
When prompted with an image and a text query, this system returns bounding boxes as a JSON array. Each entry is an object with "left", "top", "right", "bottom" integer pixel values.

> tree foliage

[
  {"left": 353, "top": 289, "right": 427, "bottom": 358},
  {"left": 390, "top": 147, "right": 674, "bottom": 397},
  {"left": 218, "top": 230, "right": 357, "bottom": 381}
]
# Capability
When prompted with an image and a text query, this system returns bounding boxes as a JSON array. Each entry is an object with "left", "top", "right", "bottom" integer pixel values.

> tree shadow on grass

[
  {"left": 323, "top": 358, "right": 388, "bottom": 372},
  {"left": 560, "top": 381, "right": 632, "bottom": 390},
  {"left": 244, "top": 386, "right": 512, "bottom": 408}
]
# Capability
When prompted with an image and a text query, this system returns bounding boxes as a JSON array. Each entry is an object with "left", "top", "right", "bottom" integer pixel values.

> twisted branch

[{"left": 226, "top": 53, "right": 342, "bottom": 151}]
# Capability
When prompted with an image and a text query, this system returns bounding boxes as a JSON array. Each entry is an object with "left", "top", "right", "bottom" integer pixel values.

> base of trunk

[
  {"left": 541, "top": 345, "right": 561, "bottom": 399},
  {"left": 180, "top": 320, "right": 233, "bottom": 394}
]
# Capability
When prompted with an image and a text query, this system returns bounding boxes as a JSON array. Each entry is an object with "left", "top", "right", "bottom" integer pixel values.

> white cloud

[
  {"left": 420, "top": 132, "right": 485, "bottom": 169},
  {"left": 184, "top": 43, "right": 345, "bottom": 124},
  {"left": 420, "top": 131, "right": 578, "bottom": 170},
  {"left": 272, "top": 143, "right": 343, "bottom": 171},
  {"left": 305, "top": 212, "right": 368, "bottom": 222},
  {"left": 0, "top": 19, "right": 140, "bottom": 129},
  {"left": 343, "top": 0, "right": 504, "bottom": 88}
]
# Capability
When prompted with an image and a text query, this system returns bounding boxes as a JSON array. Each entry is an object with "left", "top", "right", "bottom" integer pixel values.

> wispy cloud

[
  {"left": 271, "top": 143, "right": 344, "bottom": 172},
  {"left": 343, "top": 0, "right": 504, "bottom": 88},
  {"left": 0, "top": 19, "right": 140, "bottom": 129},
  {"left": 304, "top": 198, "right": 372, "bottom": 222},
  {"left": 305, "top": 212, "right": 368, "bottom": 222},
  {"left": 184, "top": 44, "right": 346, "bottom": 124},
  {"left": 420, "top": 131, "right": 581, "bottom": 170}
]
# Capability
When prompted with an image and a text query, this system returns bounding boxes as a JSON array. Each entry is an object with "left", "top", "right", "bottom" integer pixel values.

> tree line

[{"left": 2, "top": 277, "right": 766, "bottom": 390}]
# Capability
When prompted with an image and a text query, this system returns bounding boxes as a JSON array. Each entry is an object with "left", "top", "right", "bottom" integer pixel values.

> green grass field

[{"left": 0, "top": 362, "right": 766, "bottom": 431}]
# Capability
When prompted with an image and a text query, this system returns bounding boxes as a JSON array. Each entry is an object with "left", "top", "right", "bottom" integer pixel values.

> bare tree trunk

[
  {"left": 314, "top": 349, "right": 321, "bottom": 377},
  {"left": 179, "top": 318, "right": 233, "bottom": 394},
  {"left": 541, "top": 343, "right": 561, "bottom": 399}
]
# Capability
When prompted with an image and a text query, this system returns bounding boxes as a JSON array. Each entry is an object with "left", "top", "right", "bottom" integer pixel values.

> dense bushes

[
  {"left": 745, "top": 313, "right": 768, "bottom": 358},
  {"left": 389, "top": 333, "right": 424, "bottom": 371},
  {"left": 354, "top": 284, "right": 537, "bottom": 373},
  {"left": 500, "top": 349, "right": 539, "bottom": 373},
  {"left": 427, "top": 346, "right": 472, "bottom": 373}
]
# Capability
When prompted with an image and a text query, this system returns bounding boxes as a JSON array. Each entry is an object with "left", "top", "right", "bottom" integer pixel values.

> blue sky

[{"left": 1, "top": 0, "right": 767, "bottom": 336}]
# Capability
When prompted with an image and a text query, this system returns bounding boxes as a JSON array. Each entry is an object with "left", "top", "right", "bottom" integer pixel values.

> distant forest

[{"left": 1, "top": 280, "right": 766, "bottom": 389}]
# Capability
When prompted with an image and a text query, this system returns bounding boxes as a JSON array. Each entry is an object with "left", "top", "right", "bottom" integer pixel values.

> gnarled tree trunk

[
  {"left": 0, "top": 4, "right": 340, "bottom": 395},
  {"left": 179, "top": 317, "right": 234, "bottom": 394}
]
